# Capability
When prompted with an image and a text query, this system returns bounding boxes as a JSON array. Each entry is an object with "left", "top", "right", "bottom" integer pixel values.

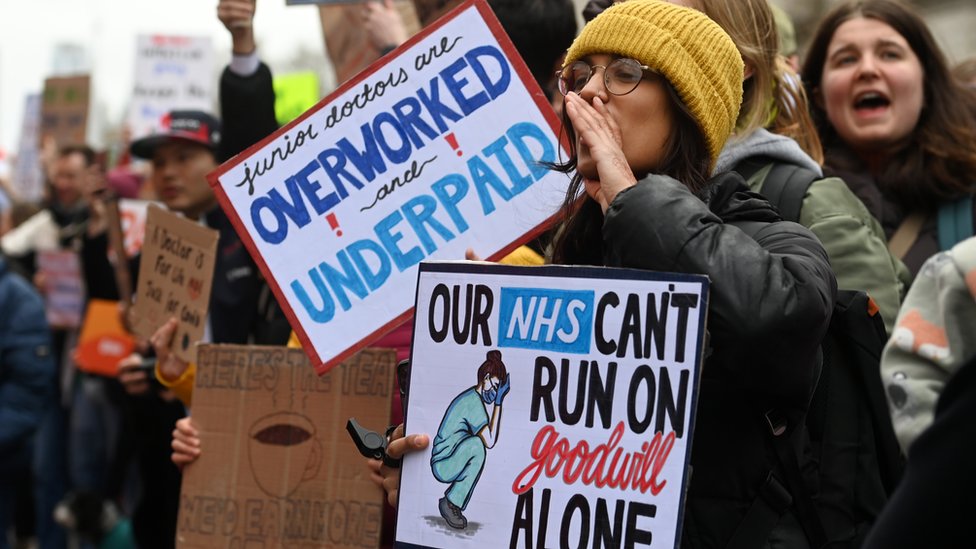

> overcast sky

[{"left": 0, "top": 0, "right": 327, "bottom": 154}]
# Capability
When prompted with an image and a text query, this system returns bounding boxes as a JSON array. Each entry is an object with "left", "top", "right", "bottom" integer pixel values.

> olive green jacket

[{"left": 717, "top": 129, "right": 910, "bottom": 333}]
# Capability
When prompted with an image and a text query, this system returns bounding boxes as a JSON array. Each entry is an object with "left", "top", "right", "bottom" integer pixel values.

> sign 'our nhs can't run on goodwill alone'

[{"left": 208, "top": 0, "right": 569, "bottom": 375}]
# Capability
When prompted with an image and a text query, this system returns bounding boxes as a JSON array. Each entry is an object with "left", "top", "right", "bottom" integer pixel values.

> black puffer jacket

[{"left": 603, "top": 172, "right": 836, "bottom": 548}]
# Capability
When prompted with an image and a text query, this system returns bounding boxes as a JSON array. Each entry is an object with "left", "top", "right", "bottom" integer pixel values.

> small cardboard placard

[
  {"left": 130, "top": 205, "right": 218, "bottom": 363},
  {"left": 75, "top": 299, "right": 136, "bottom": 377},
  {"left": 36, "top": 250, "right": 84, "bottom": 329},
  {"left": 40, "top": 75, "right": 90, "bottom": 147},
  {"left": 210, "top": 0, "right": 568, "bottom": 376},
  {"left": 177, "top": 344, "right": 396, "bottom": 549},
  {"left": 396, "top": 262, "right": 709, "bottom": 549}
]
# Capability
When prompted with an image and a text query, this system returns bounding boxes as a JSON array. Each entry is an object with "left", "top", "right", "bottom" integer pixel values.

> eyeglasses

[{"left": 557, "top": 58, "right": 655, "bottom": 97}]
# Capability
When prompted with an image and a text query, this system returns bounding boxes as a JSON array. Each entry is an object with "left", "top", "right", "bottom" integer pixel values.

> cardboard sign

[
  {"left": 395, "top": 262, "right": 709, "bottom": 549},
  {"left": 128, "top": 35, "right": 214, "bottom": 140},
  {"left": 13, "top": 94, "right": 44, "bottom": 202},
  {"left": 40, "top": 75, "right": 90, "bottom": 147},
  {"left": 36, "top": 250, "right": 85, "bottom": 329},
  {"left": 210, "top": 0, "right": 568, "bottom": 376},
  {"left": 131, "top": 205, "right": 218, "bottom": 363},
  {"left": 177, "top": 344, "right": 395, "bottom": 549},
  {"left": 75, "top": 299, "right": 136, "bottom": 377}
]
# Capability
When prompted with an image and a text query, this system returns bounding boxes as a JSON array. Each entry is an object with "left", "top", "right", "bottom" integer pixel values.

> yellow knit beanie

[{"left": 564, "top": 0, "right": 743, "bottom": 168}]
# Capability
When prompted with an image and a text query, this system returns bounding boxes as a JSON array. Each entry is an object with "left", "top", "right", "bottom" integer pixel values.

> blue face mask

[{"left": 482, "top": 388, "right": 497, "bottom": 404}]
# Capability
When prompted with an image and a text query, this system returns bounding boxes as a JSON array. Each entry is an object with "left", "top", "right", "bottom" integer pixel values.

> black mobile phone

[
  {"left": 136, "top": 356, "right": 156, "bottom": 374},
  {"left": 347, "top": 359, "right": 411, "bottom": 460}
]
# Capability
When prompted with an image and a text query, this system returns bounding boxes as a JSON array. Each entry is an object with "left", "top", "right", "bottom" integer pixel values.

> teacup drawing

[{"left": 247, "top": 411, "right": 322, "bottom": 498}]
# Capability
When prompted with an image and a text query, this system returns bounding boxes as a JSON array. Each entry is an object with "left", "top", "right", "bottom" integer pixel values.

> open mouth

[{"left": 853, "top": 91, "right": 890, "bottom": 112}]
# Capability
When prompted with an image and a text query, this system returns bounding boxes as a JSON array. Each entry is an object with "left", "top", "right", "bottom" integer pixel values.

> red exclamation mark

[
  {"left": 326, "top": 213, "right": 342, "bottom": 237},
  {"left": 445, "top": 132, "right": 463, "bottom": 156}
]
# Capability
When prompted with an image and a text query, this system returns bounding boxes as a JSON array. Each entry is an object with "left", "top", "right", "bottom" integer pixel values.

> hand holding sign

[
  {"left": 150, "top": 317, "right": 192, "bottom": 385},
  {"left": 171, "top": 417, "right": 201, "bottom": 470},
  {"left": 372, "top": 423, "right": 430, "bottom": 507}
]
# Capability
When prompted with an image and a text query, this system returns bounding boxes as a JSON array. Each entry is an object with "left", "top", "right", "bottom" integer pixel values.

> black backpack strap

[
  {"left": 727, "top": 410, "right": 829, "bottom": 549},
  {"left": 764, "top": 410, "right": 829, "bottom": 549},
  {"left": 735, "top": 156, "right": 819, "bottom": 224},
  {"left": 833, "top": 290, "right": 906, "bottom": 492},
  {"left": 726, "top": 473, "right": 793, "bottom": 549},
  {"left": 937, "top": 195, "right": 974, "bottom": 251}
]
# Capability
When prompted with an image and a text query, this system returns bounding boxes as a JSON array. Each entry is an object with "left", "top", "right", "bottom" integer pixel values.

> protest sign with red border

[{"left": 208, "top": 0, "right": 569, "bottom": 376}]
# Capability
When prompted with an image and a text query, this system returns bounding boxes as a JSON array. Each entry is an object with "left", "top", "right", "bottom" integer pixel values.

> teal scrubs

[{"left": 430, "top": 388, "right": 490, "bottom": 509}]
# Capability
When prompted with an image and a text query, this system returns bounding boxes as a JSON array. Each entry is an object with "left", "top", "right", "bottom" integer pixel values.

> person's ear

[{"left": 743, "top": 60, "right": 756, "bottom": 82}]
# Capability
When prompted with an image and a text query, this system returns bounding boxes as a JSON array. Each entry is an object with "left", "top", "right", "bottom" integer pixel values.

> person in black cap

[
  {"left": 121, "top": 0, "right": 290, "bottom": 406},
  {"left": 130, "top": 110, "right": 222, "bottom": 219},
  {"left": 108, "top": 104, "right": 289, "bottom": 547}
]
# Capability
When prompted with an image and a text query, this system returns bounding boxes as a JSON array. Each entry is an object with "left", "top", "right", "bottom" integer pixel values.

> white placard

[
  {"left": 396, "top": 262, "right": 709, "bottom": 549},
  {"left": 209, "top": 0, "right": 568, "bottom": 375},
  {"left": 128, "top": 35, "right": 214, "bottom": 140}
]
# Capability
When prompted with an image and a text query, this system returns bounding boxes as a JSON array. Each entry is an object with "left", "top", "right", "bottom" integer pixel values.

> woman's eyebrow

[
  {"left": 826, "top": 42, "right": 861, "bottom": 62},
  {"left": 876, "top": 38, "right": 908, "bottom": 51}
]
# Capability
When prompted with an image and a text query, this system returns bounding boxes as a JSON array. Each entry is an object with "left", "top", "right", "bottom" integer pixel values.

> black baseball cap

[{"left": 130, "top": 110, "right": 222, "bottom": 160}]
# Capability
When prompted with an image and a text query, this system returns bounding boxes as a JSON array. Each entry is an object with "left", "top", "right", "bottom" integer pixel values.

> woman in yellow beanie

[
  {"left": 663, "top": 0, "right": 908, "bottom": 337},
  {"left": 375, "top": 2, "right": 836, "bottom": 547}
]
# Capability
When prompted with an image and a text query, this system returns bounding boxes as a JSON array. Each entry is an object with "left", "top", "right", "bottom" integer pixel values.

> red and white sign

[{"left": 209, "top": 0, "right": 569, "bottom": 375}]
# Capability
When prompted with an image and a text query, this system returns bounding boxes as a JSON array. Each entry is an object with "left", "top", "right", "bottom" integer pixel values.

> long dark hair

[
  {"left": 548, "top": 80, "right": 711, "bottom": 265},
  {"left": 801, "top": 0, "right": 976, "bottom": 209}
]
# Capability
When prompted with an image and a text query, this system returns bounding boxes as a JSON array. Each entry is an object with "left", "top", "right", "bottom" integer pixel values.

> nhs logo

[{"left": 498, "top": 287, "right": 593, "bottom": 354}]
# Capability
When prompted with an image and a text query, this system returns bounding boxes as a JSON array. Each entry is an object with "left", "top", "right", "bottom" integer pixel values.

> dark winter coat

[
  {"left": 0, "top": 257, "right": 55, "bottom": 474},
  {"left": 602, "top": 173, "right": 836, "bottom": 548},
  {"left": 824, "top": 148, "right": 976, "bottom": 278}
]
